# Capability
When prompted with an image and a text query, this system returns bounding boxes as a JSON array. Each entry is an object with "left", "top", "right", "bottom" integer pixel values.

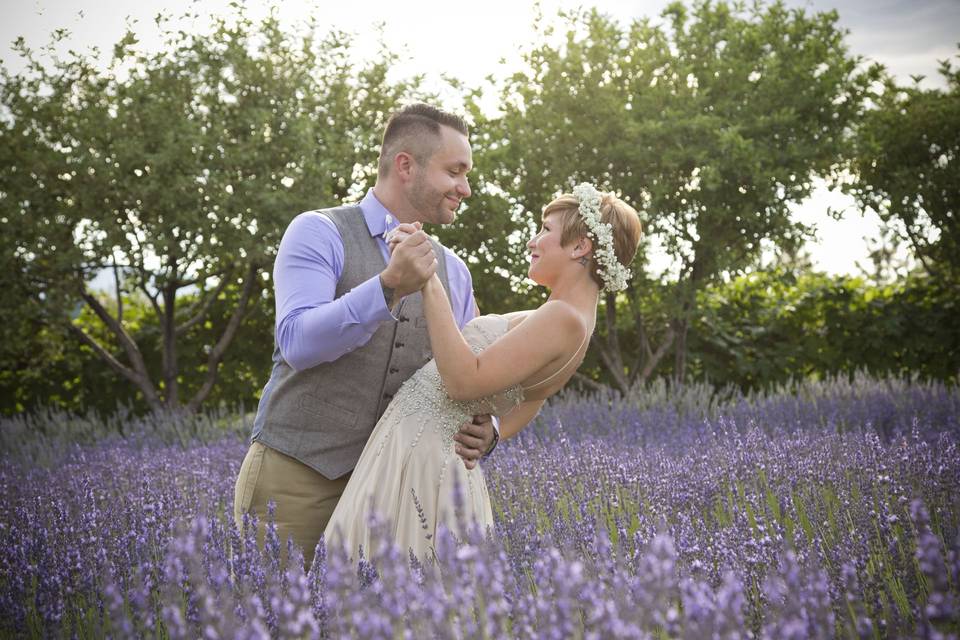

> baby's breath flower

[{"left": 572, "top": 183, "right": 631, "bottom": 293}]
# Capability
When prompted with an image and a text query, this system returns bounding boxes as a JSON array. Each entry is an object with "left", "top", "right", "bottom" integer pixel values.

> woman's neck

[{"left": 546, "top": 275, "right": 600, "bottom": 329}]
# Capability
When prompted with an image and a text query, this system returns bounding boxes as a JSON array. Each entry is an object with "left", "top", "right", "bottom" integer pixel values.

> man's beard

[{"left": 409, "top": 172, "right": 453, "bottom": 224}]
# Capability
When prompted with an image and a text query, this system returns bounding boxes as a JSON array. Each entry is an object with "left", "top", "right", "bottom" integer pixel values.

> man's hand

[
  {"left": 454, "top": 414, "right": 496, "bottom": 470},
  {"left": 380, "top": 228, "right": 437, "bottom": 299}
]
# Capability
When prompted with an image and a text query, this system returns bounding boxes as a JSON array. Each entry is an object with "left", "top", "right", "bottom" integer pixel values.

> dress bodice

[
  {"left": 388, "top": 314, "right": 525, "bottom": 450},
  {"left": 325, "top": 314, "right": 513, "bottom": 560}
]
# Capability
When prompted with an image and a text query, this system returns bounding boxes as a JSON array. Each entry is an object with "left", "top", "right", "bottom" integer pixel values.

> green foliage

[
  {"left": 689, "top": 269, "right": 960, "bottom": 389},
  {"left": 0, "top": 5, "right": 420, "bottom": 411},
  {"left": 10, "top": 267, "right": 956, "bottom": 414},
  {"left": 848, "top": 50, "right": 960, "bottom": 279},
  {"left": 0, "top": 284, "right": 276, "bottom": 416},
  {"left": 460, "top": 0, "right": 880, "bottom": 386}
]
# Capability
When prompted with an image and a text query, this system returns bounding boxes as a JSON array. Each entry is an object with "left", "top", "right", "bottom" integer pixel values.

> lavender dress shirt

[{"left": 273, "top": 189, "right": 477, "bottom": 372}]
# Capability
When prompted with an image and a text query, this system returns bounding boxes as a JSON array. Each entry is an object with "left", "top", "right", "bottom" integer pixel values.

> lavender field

[{"left": 1, "top": 374, "right": 958, "bottom": 638}]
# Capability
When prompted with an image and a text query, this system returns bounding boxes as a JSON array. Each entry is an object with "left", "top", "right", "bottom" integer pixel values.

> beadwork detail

[{"left": 390, "top": 315, "right": 525, "bottom": 453}]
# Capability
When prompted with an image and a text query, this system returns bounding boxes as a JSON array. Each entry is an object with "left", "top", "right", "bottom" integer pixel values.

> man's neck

[{"left": 372, "top": 183, "right": 421, "bottom": 225}]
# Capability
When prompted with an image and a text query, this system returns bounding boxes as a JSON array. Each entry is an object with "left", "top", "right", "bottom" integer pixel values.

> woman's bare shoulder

[
  {"left": 502, "top": 309, "right": 535, "bottom": 331},
  {"left": 528, "top": 300, "right": 587, "bottom": 334},
  {"left": 504, "top": 302, "right": 585, "bottom": 336}
]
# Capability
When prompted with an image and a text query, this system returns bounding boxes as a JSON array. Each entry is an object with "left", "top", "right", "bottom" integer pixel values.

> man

[{"left": 234, "top": 103, "right": 497, "bottom": 568}]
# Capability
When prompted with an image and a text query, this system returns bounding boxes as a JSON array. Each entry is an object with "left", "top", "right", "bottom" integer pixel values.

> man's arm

[{"left": 274, "top": 212, "right": 396, "bottom": 371}]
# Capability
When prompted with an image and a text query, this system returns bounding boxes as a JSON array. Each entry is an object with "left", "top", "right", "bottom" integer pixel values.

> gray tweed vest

[{"left": 253, "top": 204, "right": 452, "bottom": 479}]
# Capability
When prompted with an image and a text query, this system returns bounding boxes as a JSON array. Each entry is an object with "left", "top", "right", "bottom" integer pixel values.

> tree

[
  {"left": 847, "top": 51, "right": 960, "bottom": 280},
  {"left": 0, "top": 7, "right": 419, "bottom": 412},
  {"left": 461, "top": 1, "right": 879, "bottom": 391}
]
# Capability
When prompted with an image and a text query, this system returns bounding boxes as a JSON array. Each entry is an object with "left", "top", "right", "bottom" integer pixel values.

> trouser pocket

[{"left": 234, "top": 442, "right": 266, "bottom": 526}]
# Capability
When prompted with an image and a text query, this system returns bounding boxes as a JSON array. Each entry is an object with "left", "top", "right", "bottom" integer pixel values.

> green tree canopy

[
  {"left": 0, "top": 7, "right": 419, "bottom": 412},
  {"left": 456, "top": 0, "right": 879, "bottom": 391},
  {"left": 847, "top": 51, "right": 960, "bottom": 280}
]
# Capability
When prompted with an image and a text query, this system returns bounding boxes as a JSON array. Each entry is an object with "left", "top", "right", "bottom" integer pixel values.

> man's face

[{"left": 407, "top": 125, "right": 472, "bottom": 225}]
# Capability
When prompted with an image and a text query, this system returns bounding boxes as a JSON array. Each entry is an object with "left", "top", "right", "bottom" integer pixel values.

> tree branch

[
  {"left": 67, "top": 323, "right": 162, "bottom": 410},
  {"left": 592, "top": 334, "right": 629, "bottom": 394},
  {"left": 638, "top": 326, "right": 676, "bottom": 383},
  {"left": 78, "top": 286, "right": 154, "bottom": 386},
  {"left": 136, "top": 278, "right": 163, "bottom": 321},
  {"left": 901, "top": 223, "right": 941, "bottom": 279},
  {"left": 176, "top": 270, "right": 233, "bottom": 336},
  {"left": 572, "top": 372, "right": 608, "bottom": 393},
  {"left": 186, "top": 263, "right": 260, "bottom": 412}
]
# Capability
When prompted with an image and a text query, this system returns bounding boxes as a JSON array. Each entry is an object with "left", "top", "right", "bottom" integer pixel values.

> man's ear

[{"left": 394, "top": 151, "right": 415, "bottom": 181}]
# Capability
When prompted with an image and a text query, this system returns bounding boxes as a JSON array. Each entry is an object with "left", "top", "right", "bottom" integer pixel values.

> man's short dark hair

[{"left": 378, "top": 103, "right": 469, "bottom": 178}]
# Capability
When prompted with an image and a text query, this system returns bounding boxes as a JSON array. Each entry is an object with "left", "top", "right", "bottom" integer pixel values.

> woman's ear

[{"left": 571, "top": 236, "right": 593, "bottom": 260}]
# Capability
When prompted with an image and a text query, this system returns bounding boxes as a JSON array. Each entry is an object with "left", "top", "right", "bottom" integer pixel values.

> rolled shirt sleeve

[{"left": 274, "top": 211, "right": 394, "bottom": 371}]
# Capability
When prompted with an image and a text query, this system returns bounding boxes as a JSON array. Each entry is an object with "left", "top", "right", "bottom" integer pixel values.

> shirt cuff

[
  {"left": 353, "top": 273, "right": 400, "bottom": 324},
  {"left": 483, "top": 415, "right": 501, "bottom": 458}
]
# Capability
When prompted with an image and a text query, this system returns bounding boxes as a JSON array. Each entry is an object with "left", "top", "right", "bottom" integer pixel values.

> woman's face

[{"left": 527, "top": 212, "right": 567, "bottom": 286}]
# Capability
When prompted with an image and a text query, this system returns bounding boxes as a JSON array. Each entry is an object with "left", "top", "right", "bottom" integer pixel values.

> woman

[{"left": 324, "top": 183, "right": 642, "bottom": 561}]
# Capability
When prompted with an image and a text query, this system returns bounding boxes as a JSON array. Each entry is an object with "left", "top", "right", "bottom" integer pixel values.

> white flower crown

[{"left": 572, "top": 183, "right": 632, "bottom": 293}]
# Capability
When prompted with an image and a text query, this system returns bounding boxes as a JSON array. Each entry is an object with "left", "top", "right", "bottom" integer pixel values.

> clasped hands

[
  {"left": 381, "top": 222, "right": 495, "bottom": 469},
  {"left": 380, "top": 222, "right": 435, "bottom": 298}
]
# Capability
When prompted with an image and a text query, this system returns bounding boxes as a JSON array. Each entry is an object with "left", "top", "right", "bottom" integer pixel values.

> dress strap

[{"left": 521, "top": 330, "right": 591, "bottom": 393}]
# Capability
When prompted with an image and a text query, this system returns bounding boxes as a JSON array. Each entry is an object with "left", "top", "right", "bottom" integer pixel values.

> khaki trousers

[{"left": 233, "top": 441, "right": 350, "bottom": 569}]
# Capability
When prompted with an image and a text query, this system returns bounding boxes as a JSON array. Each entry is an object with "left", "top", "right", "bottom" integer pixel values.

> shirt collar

[{"left": 359, "top": 189, "right": 399, "bottom": 238}]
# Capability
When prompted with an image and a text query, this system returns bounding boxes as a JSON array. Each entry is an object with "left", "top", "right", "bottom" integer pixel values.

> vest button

[
  {"left": 389, "top": 367, "right": 399, "bottom": 374},
  {"left": 395, "top": 341, "right": 404, "bottom": 348},
  {"left": 383, "top": 393, "right": 393, "bottom": 400}
]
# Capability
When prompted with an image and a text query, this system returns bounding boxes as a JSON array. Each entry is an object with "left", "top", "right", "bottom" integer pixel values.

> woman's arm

[
  {"left": 499, "top": 399, "right": 546, "bottom": 440},
  {"left": 421, "top": 273, "right": 583, "bottom": 402}
]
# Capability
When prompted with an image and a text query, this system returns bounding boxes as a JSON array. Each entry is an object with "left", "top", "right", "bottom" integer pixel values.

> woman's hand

[{"left": 386, "top": 222, "right": 422, "bottom": 254}]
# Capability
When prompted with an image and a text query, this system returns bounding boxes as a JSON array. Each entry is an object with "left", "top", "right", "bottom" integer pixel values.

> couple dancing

[{"left": 234, "top": 103, "right": 642, "bottom": 566}]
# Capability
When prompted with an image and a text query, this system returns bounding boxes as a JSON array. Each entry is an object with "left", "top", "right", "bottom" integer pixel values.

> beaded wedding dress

[{"left": 323, "top": 314, "right": 525, "bottom": 562}]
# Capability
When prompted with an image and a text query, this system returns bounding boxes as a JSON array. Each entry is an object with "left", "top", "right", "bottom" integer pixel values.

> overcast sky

[{"left": 4, "top": 0, "right": 958, "bottom": 277}]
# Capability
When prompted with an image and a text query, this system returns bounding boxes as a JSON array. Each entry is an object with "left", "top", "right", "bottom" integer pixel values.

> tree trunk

[
  {"left": 71, "top": 262, "right": 259, "bottom": 414},
  {"left": 595, "top": 291, "right": 630, "bottom": 393},
  {"left": 593, "top": 285, "right": 679, "bottom": 391},
  {"left": 673, "top": 317, "right": 689, "bottom": 385},
  {"left": 161, "top": 282, "right": 179, "bottom": 408}
]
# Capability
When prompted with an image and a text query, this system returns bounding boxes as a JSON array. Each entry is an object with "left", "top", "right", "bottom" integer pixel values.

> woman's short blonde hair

[{"left": 542, "top": 191, "right": 643, "bottom": 289}]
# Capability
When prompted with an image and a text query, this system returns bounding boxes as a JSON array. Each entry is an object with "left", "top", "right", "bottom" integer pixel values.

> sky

[{"left": 4, "top": 0, "right": 958, "bottom": 278}]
